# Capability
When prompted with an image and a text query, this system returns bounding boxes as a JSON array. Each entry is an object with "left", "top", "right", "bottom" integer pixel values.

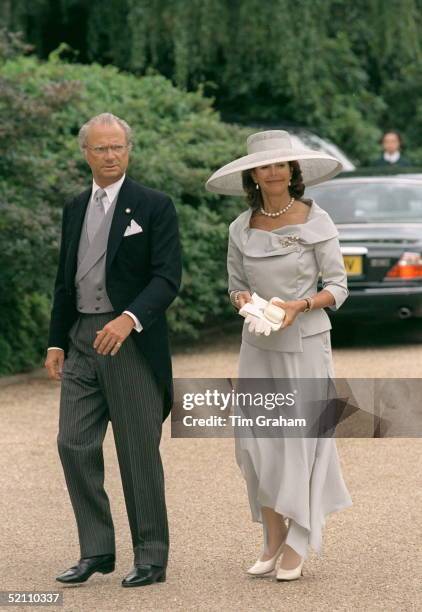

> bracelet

[{"left": 303, "top": 297, "right": 315, "bottom": 312}]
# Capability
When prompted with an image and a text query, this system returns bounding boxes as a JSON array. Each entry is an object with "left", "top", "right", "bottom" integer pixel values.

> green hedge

[
  {"left": 0, "top": 48, "right": 249, "bottom": 374},
  {"left": 0, "top": 203, "right": 59, "bottom": 373}
]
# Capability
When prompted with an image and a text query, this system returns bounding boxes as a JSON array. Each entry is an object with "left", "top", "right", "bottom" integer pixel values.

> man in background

[{"left": 372, "top": 130, "right": 411, "bottom": 167}]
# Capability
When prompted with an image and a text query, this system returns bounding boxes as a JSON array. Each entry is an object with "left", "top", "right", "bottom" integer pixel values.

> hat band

[{"left": 248, "top": 138, "right": 293, "bottom": 154}]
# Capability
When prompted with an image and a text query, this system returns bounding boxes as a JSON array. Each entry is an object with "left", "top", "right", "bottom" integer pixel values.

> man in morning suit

[{"left": 44, "top": 113, "right": 182, "bottom": 587}]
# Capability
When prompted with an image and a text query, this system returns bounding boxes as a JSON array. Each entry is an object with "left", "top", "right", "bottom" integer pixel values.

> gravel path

[{"left": 1, "top": 324, "right": 421, "bottom": 611}]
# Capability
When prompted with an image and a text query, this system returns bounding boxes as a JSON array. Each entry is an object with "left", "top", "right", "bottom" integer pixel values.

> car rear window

[{"left": 306, "top": 182, "right": 422, "bottom": 223}]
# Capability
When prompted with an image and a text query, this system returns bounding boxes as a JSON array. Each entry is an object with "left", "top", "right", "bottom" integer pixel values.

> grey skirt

[{"left": 235, "top": 330, "right": 353, "bottom": 560}]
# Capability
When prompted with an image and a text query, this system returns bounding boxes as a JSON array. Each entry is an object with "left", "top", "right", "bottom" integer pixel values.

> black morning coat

[{"left": 47, "top": 176, "right": 182, "bottom": 421}]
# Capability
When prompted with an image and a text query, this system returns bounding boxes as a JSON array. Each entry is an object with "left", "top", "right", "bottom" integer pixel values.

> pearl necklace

[{"left": 260, "top": 196, "right": 294, "bottom": 217}]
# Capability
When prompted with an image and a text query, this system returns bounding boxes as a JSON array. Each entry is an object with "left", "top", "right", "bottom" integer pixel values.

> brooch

[{"left": 279, "top": 234, "right": 300, "bottom": 248}]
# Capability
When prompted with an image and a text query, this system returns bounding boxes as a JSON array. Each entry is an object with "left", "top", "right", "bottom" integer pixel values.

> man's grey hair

[{"left": 78, "top": 113, "right": 133, "bottom": 151}]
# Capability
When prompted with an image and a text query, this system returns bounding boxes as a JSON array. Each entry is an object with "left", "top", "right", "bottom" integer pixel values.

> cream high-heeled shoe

[
  {"left": 276, "top": 556, "right": 304, "bottom": 581},
  {"left": 246, "top": 541, "right": 285, "bottom": 577}
]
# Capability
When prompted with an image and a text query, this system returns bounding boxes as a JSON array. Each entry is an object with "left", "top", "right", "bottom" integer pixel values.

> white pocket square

[{"left": 124, "top": 220, "right": 143, "bottom": 237}]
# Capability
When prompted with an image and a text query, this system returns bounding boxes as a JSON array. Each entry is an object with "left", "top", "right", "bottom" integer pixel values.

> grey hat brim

[{"left": 205, "top": 149, "right": 343, "bottom": 196}]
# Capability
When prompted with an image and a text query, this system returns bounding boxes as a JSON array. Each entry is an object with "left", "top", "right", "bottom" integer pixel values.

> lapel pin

[{"left": 125, "top": 208, "right": 131, "bottom": 214}]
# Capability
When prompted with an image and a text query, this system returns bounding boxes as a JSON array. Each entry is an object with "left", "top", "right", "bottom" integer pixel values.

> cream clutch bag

[{"left": 239, "top": 292, "right": 286, "bottom": 336}]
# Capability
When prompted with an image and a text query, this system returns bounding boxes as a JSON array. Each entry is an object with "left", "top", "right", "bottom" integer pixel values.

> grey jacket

[{"left": 227, "top": 200, "right": 348, "bottom": 352}]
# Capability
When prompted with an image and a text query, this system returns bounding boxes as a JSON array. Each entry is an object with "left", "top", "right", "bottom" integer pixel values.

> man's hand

[
  {"left": 93, "top": 313, "right": 135, "bottom": 356},
  {"left": 45, "top": 349, "right": 65, "bottom": 381}
]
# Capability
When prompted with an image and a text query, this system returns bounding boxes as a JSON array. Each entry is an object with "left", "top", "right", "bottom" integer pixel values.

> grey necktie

[{"left": 86, "top": 188, "right": 107, "bottom": 243}]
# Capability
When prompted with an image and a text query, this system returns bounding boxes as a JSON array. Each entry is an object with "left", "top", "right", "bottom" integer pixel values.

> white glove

[
  {"left": 239, "top": 293, "right": 285, "bottom": 336},
  {"left": 244, "top": 313, "right": 273, "bottom": 336}
]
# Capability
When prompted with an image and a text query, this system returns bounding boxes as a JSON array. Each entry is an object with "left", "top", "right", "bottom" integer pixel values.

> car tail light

[{"left": 385, "top": 252, "right": 422, "bottom": 279}]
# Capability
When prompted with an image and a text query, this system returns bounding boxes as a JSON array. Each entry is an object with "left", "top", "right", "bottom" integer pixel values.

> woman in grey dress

[{"left": 206, "top": 130, "right": 353, "bottom": 581}]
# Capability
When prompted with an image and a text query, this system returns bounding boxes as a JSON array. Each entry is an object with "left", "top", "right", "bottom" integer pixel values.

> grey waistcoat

[{"left": 74, "top": 192, "right": 119, "bottom": 313}]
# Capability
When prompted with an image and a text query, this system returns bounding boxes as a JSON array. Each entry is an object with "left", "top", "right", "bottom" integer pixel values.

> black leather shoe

[
  {"left": 121, "top": 565, "right": 166, "bottom": 588},
  {"left": 56, "top": 554, "right": 115, "bottom": 584}
]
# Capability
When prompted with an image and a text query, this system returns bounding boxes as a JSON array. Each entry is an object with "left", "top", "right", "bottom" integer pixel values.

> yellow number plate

[{"left": 343, "top": 255, "right": 363, "bottom": 276}]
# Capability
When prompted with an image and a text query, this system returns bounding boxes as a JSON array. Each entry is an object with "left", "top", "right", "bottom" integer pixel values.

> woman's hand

[
  {"left": 271, "top": 299, "right": 305, "bottom": 329},
  {"left": 234, "top": 291, "right": 252, "bottom": 309}
]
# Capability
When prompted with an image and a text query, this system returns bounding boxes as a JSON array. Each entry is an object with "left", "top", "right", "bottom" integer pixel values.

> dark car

[{"left": 305, "top": 173, "right": 422, "bottom": 321}]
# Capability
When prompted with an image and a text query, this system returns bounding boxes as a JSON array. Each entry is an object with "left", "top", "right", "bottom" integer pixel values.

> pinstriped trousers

[{"left": 58, "top": 312, "right": 168, "bottom": 567}]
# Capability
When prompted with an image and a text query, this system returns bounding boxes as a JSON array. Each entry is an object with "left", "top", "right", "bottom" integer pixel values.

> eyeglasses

[{"left": 85, "top": 144, "right": 130, "bottom": 156}]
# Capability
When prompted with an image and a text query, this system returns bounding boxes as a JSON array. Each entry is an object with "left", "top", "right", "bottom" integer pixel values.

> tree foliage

[{"left": 2, "top": 1, "right": 422, "bottom": 162}]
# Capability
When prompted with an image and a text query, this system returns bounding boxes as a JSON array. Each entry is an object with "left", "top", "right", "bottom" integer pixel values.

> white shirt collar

[
  {"left": 383, "top": 151, "right": 400, "bottom": 163},
  {"left": 92, "top": 173, "right": 126, "bottom": 206}
]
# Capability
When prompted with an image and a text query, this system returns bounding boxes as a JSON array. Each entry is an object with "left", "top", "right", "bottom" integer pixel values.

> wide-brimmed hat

[{"left": 205, "top": 130, "right": 343, "bottom": 196}]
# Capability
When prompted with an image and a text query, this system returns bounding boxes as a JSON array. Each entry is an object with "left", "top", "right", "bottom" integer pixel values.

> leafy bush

[
  {"left": 0, "top": 202, "right": 59, "bottom": 373},
  {"left": 0, "top": 46, "right": 249, "bottom": 373}
]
